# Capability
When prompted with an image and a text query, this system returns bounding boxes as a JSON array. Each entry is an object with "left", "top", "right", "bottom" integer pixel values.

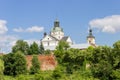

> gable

[
  {"left": 61, "top": 36, "right": 72, "bottom": 43},
  {"left": 66, "top": 37, "right": 72, "bottom": 43},
  {"left": 42, "top": 35, "right": 58, "bottom": 42}
]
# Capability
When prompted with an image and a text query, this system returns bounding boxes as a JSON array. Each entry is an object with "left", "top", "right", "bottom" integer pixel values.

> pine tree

[
  {"left": 39, "top": 42, "right": 44, "bottom": 54},
  {"left": 29, "top": 42, "right": 39, "bottom": 55},
  {"left": 30, "top": 55, "right": 40, "bottom": 74}
]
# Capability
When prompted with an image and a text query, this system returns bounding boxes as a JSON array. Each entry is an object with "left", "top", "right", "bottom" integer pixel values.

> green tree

[
  {"left": 52, "top": 66, "right": 63, "bottom": 80},
  {"left": 56, "top": 40, "right": 69, "bottom": 52},
  {"left": 12, "top": 40, "right": 29, "bottom": 55},
  {"left": 44, "top": 49, "right": 51, "bottom": 54},
  {"left": 3, "top": 51, "right": 27, "bottom": 76},
  {"left": 30, "top": 55, "right": 40, "bottom": 74},
  {"left": 90, "top": 46, "right": 113, "bottom": 80},
  {"left": 29, "top": 42, "right": 39, "bottom": 55},
  {"left": 0, "top": 59, "right": 4, "bottom": 80},
  {"left": 54, "top": 40, "right": 70, "bottom": 63},
  {"left": 112, "top": 41, "right": 120, "bottom": 79},
  {"left": 63, "top": 48, "right": 85, "bottom": 74},
  {"left": 0, "top": 59, "right": 4, "bottom": 75},
  {"left": 39, "top": 42, "right": 44, "bottom": 54}
]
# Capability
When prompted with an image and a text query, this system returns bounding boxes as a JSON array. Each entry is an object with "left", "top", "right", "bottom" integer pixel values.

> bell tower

[
  {"left": 50, "top": 19, "right": 64, "bottom": 40},
  {"left": 87, "top": 28, "right": 95, "bottom": 44}
]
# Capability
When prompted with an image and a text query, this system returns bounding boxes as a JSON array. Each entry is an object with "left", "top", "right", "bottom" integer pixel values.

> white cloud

[
  {"left": 0, "top": 36, "right": 40, "bottom": 53},
  {"left": 26, "top": 26, "right": 44, "bottom": 32},
  {"left": 13, "top": 27, "right": 24, "bottom": 32},
  {"left": 0, "top": 35, "right": 18, "bottom": 53},
  {"left": 89, "top": 15, "right": 120, "bottom": 33},
  {"left": 13, "top": 26, "right": 44, "bottom": 33},
  {"left": 0, "top": 20, "right": 8, "bottom": 34}
]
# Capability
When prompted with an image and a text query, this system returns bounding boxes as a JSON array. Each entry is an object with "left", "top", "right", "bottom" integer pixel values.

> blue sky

[{"left": 0, "top": 0, "right": 120, "bottom": 53}]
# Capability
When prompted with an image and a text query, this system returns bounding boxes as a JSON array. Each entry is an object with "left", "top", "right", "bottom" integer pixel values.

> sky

[{"left": 0, "top": 0, "right": 120, "bottom": 53}]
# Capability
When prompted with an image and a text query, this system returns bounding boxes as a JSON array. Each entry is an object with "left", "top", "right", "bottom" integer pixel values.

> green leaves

[
  {"left": 12, "top": 40, "right": 29, "bottom": 55},
  {"left": 3, "top": 51, "right": 27, "bottom": 76},
  {"left": 30, "top": 55, "right": 40, "bottom": 74},
  {"left": 0, "top": 59, "right": 4, "bottom": 75},
  {"left": 29, "top": 42, "right": 39, "bottom": 55}
]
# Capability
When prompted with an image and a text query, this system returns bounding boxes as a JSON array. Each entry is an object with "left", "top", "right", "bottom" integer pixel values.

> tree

[
  {"left": 63, "top": 48, "right": 85, "bottom": 74},
  {"left": 54, "top": 40, "right": 70, "bottom": 63},
  {"left": 39, "top": 42, "right": 45, "bottom": 54},
  {"left": 44, "top": 49, "right": 51, "bottom": 54},
  {"left": 3, "top": 51, "right": 27, "bottom": 76},
  {"left": 90, "top": 46, "right": 113, "bottom": 80},
  {"left": 12, "top": 40, "right": 29, "bottom": 55},
  {"left": 56, "top": 40, "right": 70, "bottom": 52},
  {"left": 112, "top": 41, "right": 120, "bottom": 79},
  {"left": 0, "top": 59, "right": 4, "bottom": 80},
  {"left": 0, "top": 59, "right": 4, "bottom": 75},
  {"left": 29, "top": 42, "right": 39, "bottom": 55},
  {"left": 30, "top": 55, "right": 40, "bottom": 74}
]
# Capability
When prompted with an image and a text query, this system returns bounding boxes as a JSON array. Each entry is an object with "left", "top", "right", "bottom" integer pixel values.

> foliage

[
  {"left": 29, "top": 42, "right": 39, "bottom": 55},
  {"left": 63, "top": 48, "right": 86, "bottom": 74},
  {"left": 56, "top": 40, "right": 70, "bottom": 52},
  {"left": 0, "top": 59, "right": 4, "bottom": 80},
  {"left": 30, "top": 55, "right": 40, "bottom": 74},
  {"left": 89, "top": 46, "right": 113, "bottom": 80},
  {"left": 3, "top": 40, "right": 120, "bottom": 79},
  {"left": 12, "top": 40, "right": 29, "bottom": 55},
  {"left": 3, "top": 51, "right": 27, "bottom": 76},
  {"left": 44, "top": 49, "right": 51, "bottom": 54},
  {"left": 52, "top": 66, "right": 64, "bottom": 79},
  {"left": 16, "top": 75, "right": 29, "bottom": 80},
  {"left": 54, "top": 40, "right": 70, "bottom": 63},
  {"left": 39, "top": 42, "right": 45, "bottom": 54},
  {"left": 0, "top": 59, "right": 4, "bottom": 75}
]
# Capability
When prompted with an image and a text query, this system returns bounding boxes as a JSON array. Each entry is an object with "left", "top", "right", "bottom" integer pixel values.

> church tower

[
  {"left": 50, "top": 19, "right": 64, "bottom": 40},
  {"left": 87, "top": 29, "right": 95, "bottom": 44}
]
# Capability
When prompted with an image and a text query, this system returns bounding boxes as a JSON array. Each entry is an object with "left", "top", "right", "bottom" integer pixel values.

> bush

[
  {"left": 3, "top": 51, "right": 27, "bottom": 76},
  {"left": 44, "top": 49, "right": 51, "bottom": 54},
  {"left": 30, "top": 55, "right": 40, "bottom": 74},
  {"left": 34, "top": 74, "right": 44, "bottom": 80}
]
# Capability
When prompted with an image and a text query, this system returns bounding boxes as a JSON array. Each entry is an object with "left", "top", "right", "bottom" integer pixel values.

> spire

[
  {"left": 54, "top": 18, "right": 60, "bottom": 27},
  {"left": 89, "top": 29, "right": 93, "bottom": 36},
  {"left": 87, "top": 28, "right": 95, "bottom": 44},
  {"left": 87, "top": 28, "right": 95, "bottom": 38},
  {"left": 43, "top": 32, "right": 47, "bottom": 37}
]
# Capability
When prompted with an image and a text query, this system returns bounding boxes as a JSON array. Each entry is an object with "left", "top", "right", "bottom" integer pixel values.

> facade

[
  {"left": 41, "top": 19, "right": 73, "bottom": 49},
  {"left": 41, "top": 19, "right": 96, "bottom": 50}
]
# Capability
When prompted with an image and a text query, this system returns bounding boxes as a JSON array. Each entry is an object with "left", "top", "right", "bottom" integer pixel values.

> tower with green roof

[
  {"left": 50, "top": 19, "right": 64, "bottom": 40},
  {"left": 87, "top": 29, "right": 95, "bottom": 44}
]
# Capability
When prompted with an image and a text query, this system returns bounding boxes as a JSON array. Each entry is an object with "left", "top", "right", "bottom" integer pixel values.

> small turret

[
  {"left": 44, "top": 32, "right": 47, "bottom": 37},
  {"left": 87, "top": 28, "right": 95, "bottom": 44},
  {"left": 54, "top": 19, "right": 60, "bottom": 27}
]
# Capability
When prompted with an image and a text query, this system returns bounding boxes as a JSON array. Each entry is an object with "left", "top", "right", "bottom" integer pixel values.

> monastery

[{"left": 41, "top": 19, "right": 96, "bottom": 50}]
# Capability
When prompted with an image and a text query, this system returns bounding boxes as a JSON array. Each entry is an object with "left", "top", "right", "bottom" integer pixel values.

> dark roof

[
  {"left": 87, "top": 29, "right": 95, "bottom": 38},
  {"left": 41, "top": 35, "right": 59, "bottom": 41},
  {"left": 61, "top": 36, "right": 69, "bottom": 41},
  {"left": 87, "top": 35, "right": 95, "bottom": 38},
  {"left": 49, "top": 35, "right": 59, "bottom": 41}
]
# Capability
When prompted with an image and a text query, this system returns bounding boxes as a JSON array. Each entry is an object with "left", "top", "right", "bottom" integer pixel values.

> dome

[{"left": 51, "top": 27, "right": 63, "bottom": 32}]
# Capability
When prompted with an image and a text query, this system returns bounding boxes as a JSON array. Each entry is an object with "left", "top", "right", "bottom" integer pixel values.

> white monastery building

[{"left": 41, "top": 19, "right": 96, "bottom": 50}]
